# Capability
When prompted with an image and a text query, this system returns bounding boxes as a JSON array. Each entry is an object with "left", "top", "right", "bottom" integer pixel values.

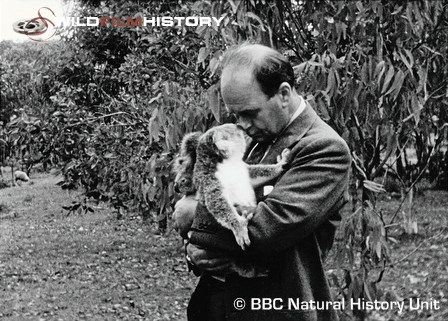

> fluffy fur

[
  {"left": 194, "top": 124, "right": 254, "bottom": 249},
  {"left": 189, "top": 124, "right": 290, "bottom": 250},
  {"left": 173, "top": 132, "right": 202, "bottom": 195}
]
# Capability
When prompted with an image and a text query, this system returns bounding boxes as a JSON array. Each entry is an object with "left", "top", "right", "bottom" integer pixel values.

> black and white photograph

[{"left": 0, "top": 0, "right": 447, "bottom": 320}]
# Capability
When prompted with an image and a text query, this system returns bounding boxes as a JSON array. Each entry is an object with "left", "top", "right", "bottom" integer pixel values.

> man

[{"left": 173, "top": 43, "right": 351, "bottom": 321}]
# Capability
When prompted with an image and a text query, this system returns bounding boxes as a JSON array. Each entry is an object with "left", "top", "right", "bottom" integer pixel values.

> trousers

[{"left": 187, "top": 274, "right": 226, "bottom": 321}]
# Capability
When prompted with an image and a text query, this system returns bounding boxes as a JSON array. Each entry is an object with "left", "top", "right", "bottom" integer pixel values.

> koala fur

[
  {"left": 182, "top": 124, "right": 290, "bottom": 250},
  {"left": 173, "top": 132, "right": 202, "bottom": 195}
]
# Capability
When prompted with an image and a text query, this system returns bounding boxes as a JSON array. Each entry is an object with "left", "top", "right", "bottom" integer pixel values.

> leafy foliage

[{"left": 1, "top": 1, "right": 447, "bottom": 319}]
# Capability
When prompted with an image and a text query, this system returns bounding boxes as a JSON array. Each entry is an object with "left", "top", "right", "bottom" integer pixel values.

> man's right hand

[{"left": 172, "top": 195, "right": 198, "bottom": 239}]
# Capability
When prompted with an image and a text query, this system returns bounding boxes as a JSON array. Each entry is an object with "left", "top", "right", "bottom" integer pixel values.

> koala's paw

[
  {"left": 233, "top": 217, "right": 251, "bottom": 250},
  {"left": 242, "top": 211, "right": 254, "bottom": 221},
  {"left": 236, "top": 205, "right": 256, "bottom": 220},
  {"left": 276, "top": 148, "right": 291, "bottom": 167}
]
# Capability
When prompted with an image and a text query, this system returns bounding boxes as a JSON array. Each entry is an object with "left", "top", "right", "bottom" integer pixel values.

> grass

[
  {"left": 0, "top": 173, "right": 447, "bottom": 320},
  {"left": 328, "top": 188, "right": 448, "bottom": 321},
  {"left": 0, "top": 173, "right": 196, "bottom": 321},
  {"left": 367, "top": 190, "right": 448, "bottom": 321}
]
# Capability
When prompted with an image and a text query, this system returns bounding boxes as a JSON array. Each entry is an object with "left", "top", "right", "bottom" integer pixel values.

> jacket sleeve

[{"left": 246, "top": 135, "right": 351, "bottom": 255}]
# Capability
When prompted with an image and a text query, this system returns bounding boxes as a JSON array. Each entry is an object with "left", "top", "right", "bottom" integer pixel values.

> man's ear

[{"left": 278, "top": 82, "right": 291, "bottom": 107}]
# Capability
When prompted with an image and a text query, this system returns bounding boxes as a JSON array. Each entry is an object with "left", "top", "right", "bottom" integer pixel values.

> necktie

[{"left": 245, "top": 142, "right": 271, "bottom": 164}]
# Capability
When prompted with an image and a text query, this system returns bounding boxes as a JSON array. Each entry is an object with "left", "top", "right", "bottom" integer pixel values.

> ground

[
  {"left": 0, "top": 173, "right": 447, "bottom": 320},
  {"left": 0, "top": 173, "right": 196, "bottom": 321},
  {"left": 366, "top": 190, "right": 448, "bottom": 321}
]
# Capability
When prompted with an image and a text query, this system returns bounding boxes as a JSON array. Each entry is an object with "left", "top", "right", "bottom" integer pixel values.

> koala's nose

[{"left": 174, "top": 178, "right": 188, "bottom": 193}]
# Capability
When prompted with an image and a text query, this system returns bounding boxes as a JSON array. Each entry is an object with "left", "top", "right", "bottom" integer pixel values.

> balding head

[
  {"left": 221, "top": 44, "right": 295, "bottom": 98},
  {"left": 219, "top": 44, "right": 300, "bottom": 143}
]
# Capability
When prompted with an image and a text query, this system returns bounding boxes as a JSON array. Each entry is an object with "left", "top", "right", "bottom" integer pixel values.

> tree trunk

[{"left": 401, "top": 187, "right": 418, "bottom": 234}]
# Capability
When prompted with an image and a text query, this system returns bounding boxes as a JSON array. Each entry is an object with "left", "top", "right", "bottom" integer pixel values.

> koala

[
  {"left": 192, "top": 124, "right": 290, "bottom": 250},
  {"left": 173, "top": 132, "right": 202, "bottom": 196}
]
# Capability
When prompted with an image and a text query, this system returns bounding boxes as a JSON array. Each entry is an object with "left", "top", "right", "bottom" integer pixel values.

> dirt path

[{"left": 0, "top": 174, "right": 196, "bottom": 320}]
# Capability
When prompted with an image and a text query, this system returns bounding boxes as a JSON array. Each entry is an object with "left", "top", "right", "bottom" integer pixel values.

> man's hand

[
  {"left": 172, "top": 195, "right": 198, "bottom": 238},
  {"left": 186, "top": 243, "right": 233, "bottom": 275}
]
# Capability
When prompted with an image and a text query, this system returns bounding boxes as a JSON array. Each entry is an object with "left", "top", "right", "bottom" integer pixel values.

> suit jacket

[{"left": 189, "top": 104, "right": 351, "bottom": 321}]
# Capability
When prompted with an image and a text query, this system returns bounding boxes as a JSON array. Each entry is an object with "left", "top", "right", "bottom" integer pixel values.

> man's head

[{"left": 220, "top": 44, "right": 299, "bottom": 143}]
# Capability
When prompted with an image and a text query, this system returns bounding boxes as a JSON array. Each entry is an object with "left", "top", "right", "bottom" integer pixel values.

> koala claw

[
  {"left": 244, "top": 212, "right": 254, "bottom": 221},
  {"left": 237, "top": 204, "right": 256, "bottom": 220},
  {"left": 233, "top": 218, "right": 251, "bottom": 250},
  {"left": 277, "top": 148, "right": 291, "bottom": 166}
]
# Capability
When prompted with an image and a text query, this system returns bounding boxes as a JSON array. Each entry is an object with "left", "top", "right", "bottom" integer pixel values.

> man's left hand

[{"left": 186, "top": 243, "right": 233, "bottom": 276}]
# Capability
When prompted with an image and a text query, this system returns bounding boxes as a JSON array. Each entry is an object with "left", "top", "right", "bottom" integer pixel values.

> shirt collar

[
  {"left": 271, "top": 95, "right": 306, "bottom": 145},
  {"left": 286, "top": 96, "right": 306, "bottom": 128}
]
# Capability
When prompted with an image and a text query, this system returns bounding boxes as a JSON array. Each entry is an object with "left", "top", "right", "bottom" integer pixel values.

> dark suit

[{"left": 189, "top": 104, "right": 351, "bottom": 321}]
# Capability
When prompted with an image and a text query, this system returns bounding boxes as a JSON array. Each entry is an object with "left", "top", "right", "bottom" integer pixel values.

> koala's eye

[{"left": 177, "top": 159, "right": 184, "bottom": 165}]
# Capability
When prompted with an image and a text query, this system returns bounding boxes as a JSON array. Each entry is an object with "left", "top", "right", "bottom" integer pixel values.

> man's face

[{"left": 220, "top": 69, "right": 288, "bottom": 143}]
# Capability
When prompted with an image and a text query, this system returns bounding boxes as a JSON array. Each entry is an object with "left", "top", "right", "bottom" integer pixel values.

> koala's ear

[{"left": 181, "top": 132, "right": 201, "bottom": 157}]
